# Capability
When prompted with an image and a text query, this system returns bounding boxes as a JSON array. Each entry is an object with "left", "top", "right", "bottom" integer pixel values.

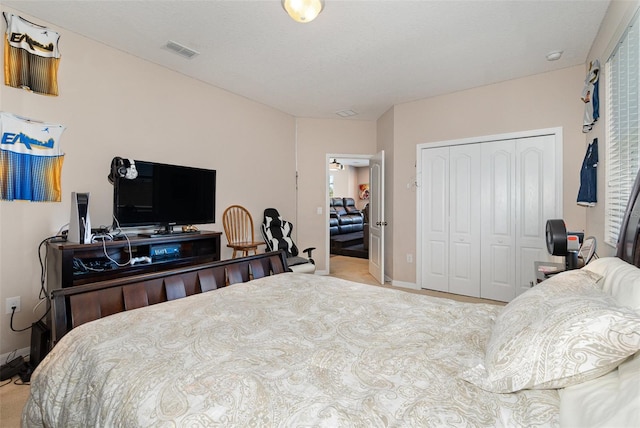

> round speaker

[{"left": 546, "top": 219, "right": 568, "bottom": 256}]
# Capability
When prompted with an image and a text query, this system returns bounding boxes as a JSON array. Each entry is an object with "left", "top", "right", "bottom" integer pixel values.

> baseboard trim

[{"left": 391, "top": 279, "right": 419, "bottom": 290}]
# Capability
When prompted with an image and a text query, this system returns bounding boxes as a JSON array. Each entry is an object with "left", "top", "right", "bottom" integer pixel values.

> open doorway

[{"left": 327, "top": 155, "right": 371, "bottom": 276}]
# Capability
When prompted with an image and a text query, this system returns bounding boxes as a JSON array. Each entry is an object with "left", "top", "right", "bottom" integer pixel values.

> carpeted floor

[{"left": 0, "top": 376, "right": 29, "bottom": 427}]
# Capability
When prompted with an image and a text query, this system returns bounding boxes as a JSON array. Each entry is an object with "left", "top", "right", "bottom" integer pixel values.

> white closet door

[
  {"left": 419, "top": 131, "right": 559, "bottom": 302},
  {"left": 480, "top": 141, "right": 517, "bottom": 301},
  {"left": 420, "top": 147, "right": 449, "bottom": 292},
  {"left": 449, "top": 145, "right": 481, "bottom": 296},
  {"left": 515, "top": 135, "right": 557, "bottom": 296},
  {"left": 480, "top": 135, "right": 557, "bottom": 301}
]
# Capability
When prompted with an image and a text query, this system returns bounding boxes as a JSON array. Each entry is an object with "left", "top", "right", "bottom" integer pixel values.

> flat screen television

[{"left": 113, "top": 160, "right": 216, "bottom": 235}]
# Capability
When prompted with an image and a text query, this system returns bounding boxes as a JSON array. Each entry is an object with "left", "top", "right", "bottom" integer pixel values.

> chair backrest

[
  {"left": 331, "top": 198, "right": 347, "bottom": 216},
  {"left": 223, "top": 205, "right": 256, "bottom": 245},
  {"left": 261, "top": 208, "right": 299, "bottom": 257}
]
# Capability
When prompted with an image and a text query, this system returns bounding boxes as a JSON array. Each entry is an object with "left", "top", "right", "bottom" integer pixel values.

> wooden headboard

[
  {"left": 616, "top": 168, "right": 640, "bottom": 268},
  {"left": 50, "top": 250, "right": 289, "bottom": 344}
]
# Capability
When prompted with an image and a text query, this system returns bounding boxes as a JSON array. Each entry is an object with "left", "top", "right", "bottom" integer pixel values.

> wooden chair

[{"left": 222, "top": 205, "right": 265, "bottom": 258}]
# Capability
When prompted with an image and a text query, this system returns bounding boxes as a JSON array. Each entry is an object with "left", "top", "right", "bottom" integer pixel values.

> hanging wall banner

[
  {"left": 0, "top": 112, "right": 66, "bottom": 202},
  {"left": 3, "top": 12, "right": 61, "bottom": 96},
  {"left": 581, "top": 59, "right": 600, "bottom": 133},
  {"left": 577, "top": 138, "right": 598, "bottom": 207}
]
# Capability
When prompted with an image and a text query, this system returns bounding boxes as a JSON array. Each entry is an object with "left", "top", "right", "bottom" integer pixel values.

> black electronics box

[
  {"left": 30, "top": 320, "right": 51, "bottom": 369},
  {"left": 150, "top": 243, "right": 181, "bottom": 261},
  {"left": 0, "top": 355, "right": 25, "bottom": 381}
]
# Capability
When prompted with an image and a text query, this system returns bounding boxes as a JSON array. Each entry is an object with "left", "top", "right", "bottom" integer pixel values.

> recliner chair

[{"left": 261, "top": 208, "right": 316, "bottom": 273}]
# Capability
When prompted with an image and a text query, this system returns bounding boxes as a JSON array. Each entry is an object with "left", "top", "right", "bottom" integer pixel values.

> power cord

[
  {"left": 102, "top": 215, "right": 134, "bottom": 266},
  {"left": 8, "top": 235, "right": 59, "bottom": 333},
  {"left": 8, "top": 307, "right": 39, "bottom": 332}
]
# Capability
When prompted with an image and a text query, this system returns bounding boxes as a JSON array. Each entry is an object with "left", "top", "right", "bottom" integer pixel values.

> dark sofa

[{"left": 329, "top": 197, "right": 364, "bottom": 235}]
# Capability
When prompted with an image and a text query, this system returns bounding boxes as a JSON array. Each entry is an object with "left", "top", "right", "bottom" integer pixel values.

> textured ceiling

[{"left": 4, "top": 0, "right": 610, "bottom": 120}]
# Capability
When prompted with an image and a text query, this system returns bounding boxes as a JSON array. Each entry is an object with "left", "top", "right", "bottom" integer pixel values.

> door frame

[
  {"left": 325, "top": 153, "right": 374, "bottom": 275},
  {"left": 415, "top": 127, "right": 563, "bottom": 290}
]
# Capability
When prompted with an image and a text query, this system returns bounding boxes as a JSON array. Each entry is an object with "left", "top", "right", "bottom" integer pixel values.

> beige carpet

[
  {"left": 0, "top": 377, "right": 30, "bottom": 427},
  {"left": 329, "top": 255, "right": 505, "bottom": 305},
  {"left": 0, "top": 255, "right": 503, "bottom": 426}
]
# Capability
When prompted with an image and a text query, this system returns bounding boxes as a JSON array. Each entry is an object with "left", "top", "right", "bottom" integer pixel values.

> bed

[{"left": 22, "top": 180, "right": 640, "bottom": 427}]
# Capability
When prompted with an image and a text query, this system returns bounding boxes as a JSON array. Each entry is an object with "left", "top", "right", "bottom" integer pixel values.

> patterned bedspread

[{"left": 23, "top": 273, "right": 559, "bottom": 427}]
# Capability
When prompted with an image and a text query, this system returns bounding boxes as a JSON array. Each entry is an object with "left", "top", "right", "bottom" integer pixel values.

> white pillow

[
  {"left": 559, "top": 351, "right": 640, "bottom": 427},
  {"left": 583, "top": 256, "right": 640, "bottom": 311},
  {"left": 461, "top": 269, "right": 640, "bottom": 393}
]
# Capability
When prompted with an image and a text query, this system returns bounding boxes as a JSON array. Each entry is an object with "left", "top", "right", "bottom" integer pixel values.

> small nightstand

[{"left": 534, "top": 261, "right": 565, "bottom": 283}]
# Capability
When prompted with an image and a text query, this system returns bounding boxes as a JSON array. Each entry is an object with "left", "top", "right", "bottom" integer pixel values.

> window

[{"left": 605, "top": 10, "right": 640, "bottom": 246}]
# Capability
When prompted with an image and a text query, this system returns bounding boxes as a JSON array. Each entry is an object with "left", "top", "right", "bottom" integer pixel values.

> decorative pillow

[
  {"left": 461, "top": 269, "right": 640, "bottom": 393},
  {"left": 583, "top": 256, "right": 640, "bottom": 311},
  {"left": 559, "top": 351, "right": 640, "bottom": 428}
]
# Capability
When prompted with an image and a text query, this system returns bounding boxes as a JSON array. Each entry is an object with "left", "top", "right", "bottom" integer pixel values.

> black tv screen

[{"left": 113, "top": 160, "right": 216, "bottom": 231}]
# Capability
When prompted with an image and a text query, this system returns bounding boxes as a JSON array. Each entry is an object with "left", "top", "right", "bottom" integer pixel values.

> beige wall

[
  {"left": 0, "top": 7, "right": 299, "bottom": 354},
  {"left": 389, "top": 65, "right": 586, "bottom": 285},
  {"left": 584, "top": 0, "right": 640, "bottom": 255},
  {"left": 330, "top": 166, "right": 356, "bottom": 200},
  {"left": 330, "top": 166, "right": 369, "bottom": 210}
]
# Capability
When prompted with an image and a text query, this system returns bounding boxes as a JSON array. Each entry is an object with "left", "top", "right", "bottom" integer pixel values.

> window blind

[{"left": 605, "top": 10, "right": 640, "bottom": 246}]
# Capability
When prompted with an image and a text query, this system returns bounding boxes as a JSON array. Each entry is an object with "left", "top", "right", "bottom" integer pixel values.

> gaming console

[{"left": 68, "top": 192, "right": 91, "bottom": 244}]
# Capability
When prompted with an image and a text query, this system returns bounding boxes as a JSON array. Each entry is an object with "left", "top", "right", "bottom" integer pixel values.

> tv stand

[{"left": 47, "top": 231, "right": 221, "bottom": 288}]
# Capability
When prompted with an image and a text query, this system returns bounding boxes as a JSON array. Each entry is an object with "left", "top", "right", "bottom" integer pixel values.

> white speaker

[{"left": 68, "top": 192, "right": 91, "bottom": 244}]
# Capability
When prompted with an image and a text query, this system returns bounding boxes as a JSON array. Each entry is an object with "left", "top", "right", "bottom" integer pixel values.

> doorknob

[{"left": 376, "top": 221, "right": 388, "bottom": 226}]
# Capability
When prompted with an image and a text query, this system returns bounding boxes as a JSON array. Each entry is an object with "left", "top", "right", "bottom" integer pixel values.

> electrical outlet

[
  {"left": 407, "top": 253, "right": 413, "bottom": 263},
  {"left": 5, "top": 296, "right": 20, "bottom": 314}
]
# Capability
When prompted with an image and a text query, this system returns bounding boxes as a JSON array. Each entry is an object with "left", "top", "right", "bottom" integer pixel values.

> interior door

[
  {"left": 418, "top": 129, "right": 561, "bottom": 302},
  {"left": 515, "top": 135, "right": 557, "bottom": 296},
  {"left": 420, "top": 147, "right": 450, "bottom": 292},
  {"left": 480, "top": 140, "right": 517, "bottom": 301},
  {"left": 420, "top": 145, "right": 481, "bottom": 295},
  {"left": 449, "top": 144, "right": 482, "bottom": 296},
  {"left": 369, "top": 150, "right": 385, "bottom": 283}
]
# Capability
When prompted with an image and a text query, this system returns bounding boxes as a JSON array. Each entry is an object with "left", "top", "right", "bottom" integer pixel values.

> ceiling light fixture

[
  {"left": 546, "top": 50, "right": 563, "bottom": 61},
  {"left": 282, "top": 0, "right": 325, "bottom": 23},
  {"left": 329, "top": 158, "right": 344, "bottom": 171}
]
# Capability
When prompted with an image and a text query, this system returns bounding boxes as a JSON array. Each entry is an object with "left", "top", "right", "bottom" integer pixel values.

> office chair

[{"left": 261, "top": 208, "right": 315, "bottom": 273}]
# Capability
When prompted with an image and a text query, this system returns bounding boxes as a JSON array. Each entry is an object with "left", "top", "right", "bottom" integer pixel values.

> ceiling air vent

[
  {"left": 164, "top": 40, "right": 200, "bottom": 59},
  {"left": 336, "top": 109, "right": 358, "bottom": 118}
]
